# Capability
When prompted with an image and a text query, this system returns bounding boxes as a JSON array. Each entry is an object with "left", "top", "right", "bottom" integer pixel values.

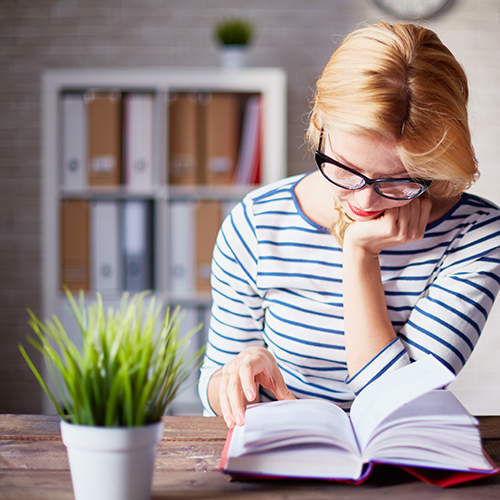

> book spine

[
  {"left": 169, "top": 201, "right": 196, "bottom": 296},
  {"left": 121, "top": 200, "right": 154, "bottom": 291},
  {"left": 62, "top": 93, "right": 88, "bottom": 189},
  {"left": 249, "top": 95, "right": 263, "bottom": 185},
  {"left": 195, "top": 200, "right": 222, "bottom": 293},
  {"left": 87, "top": 91, "right": 122, "bottom": 186},
  {"left": 124, "top": 93, "right": 154, "bottom": 189},
  {"left": 234, "top": 95, "right": 261, "bottom": 185},
  {"left": 91, "top": 201, "right": 121, "bottom": 292},
  {"left": 204, "top": 93, "right": 239, "bottom": 185},
  {"left": 60, "top": 199, "right": 90, "bottom": 291},
  {"left": 168, "top": 93, "right": 199, "bottom": 185}
]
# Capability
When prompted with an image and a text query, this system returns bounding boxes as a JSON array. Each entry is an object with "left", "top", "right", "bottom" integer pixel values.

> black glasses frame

[{"left": 315, "top": 129, "right": 431, "bottom": 201}]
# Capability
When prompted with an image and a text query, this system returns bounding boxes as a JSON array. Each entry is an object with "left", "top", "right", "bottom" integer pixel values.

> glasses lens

[
  {"left": 375, "top": 181, "right": 425, "bottom": 199},
  {"left": 321, "top": 162, "right": 365, "bottom": 189}
]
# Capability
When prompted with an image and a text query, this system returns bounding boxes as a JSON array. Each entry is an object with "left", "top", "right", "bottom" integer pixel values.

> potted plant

[
  {"left": 19, "top": 291, "right": 204, "bottom": 500},
  {"left": 213, "top": 17, "right": 255, "bottom": 69}
]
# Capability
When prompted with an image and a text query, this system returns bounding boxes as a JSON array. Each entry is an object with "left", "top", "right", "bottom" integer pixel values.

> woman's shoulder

[
  {"left": 459, "top": 192, "right": 500, "bottom": 212},
  {"left": 242, "top": 174, "right": 307, "bottom": 205},
  {"left": 429, "top": 192, "right": 500, "bottom": 229},
  {"left": 433, "top": 193, "right": 500, "bottom": 255},
  {"left": 221, "top": 174, "right": 307, "bottom": 233}
]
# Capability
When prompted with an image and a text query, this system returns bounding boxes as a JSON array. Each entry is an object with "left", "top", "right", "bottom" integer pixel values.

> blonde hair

[{"left": 308, "top": 22, "right": 478, "bottom": 201}]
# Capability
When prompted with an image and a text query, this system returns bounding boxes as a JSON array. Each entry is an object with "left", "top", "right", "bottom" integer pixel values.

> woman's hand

[
  {"left": 211, "top": 346, "right": 295, "bottom": 428},
  {"left": 344, "top": 196, "right": 432, "bottom": 256}
]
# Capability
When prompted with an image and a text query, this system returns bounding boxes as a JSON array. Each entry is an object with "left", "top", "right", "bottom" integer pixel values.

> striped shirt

[{"left": 198, "top": 174, "right": 500, "bottom": 415}]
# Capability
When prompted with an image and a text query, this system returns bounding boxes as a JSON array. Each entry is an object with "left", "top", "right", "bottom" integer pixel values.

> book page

[
  {"left": 225, "top": 398, "right": 364, "bottom": 480},
  {"left": 235, "top": 399, "right": 359, "bottom": 456},
  {"left": 362, "top": 390, "right": 493, "bottom": 471},
  {"left": 350, "top": 355, "right": 455, "bottom": 451}
]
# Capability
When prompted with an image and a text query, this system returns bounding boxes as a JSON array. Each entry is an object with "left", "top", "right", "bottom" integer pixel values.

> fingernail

[
  {"left": 235, "top": 414, "right": 243, "bottom": 426},
  {"left": 225, "top": 415, "right": 234, "bottom": 428},
  {"left": 246, "top": 389, "right": 254, "bottom": 401}
]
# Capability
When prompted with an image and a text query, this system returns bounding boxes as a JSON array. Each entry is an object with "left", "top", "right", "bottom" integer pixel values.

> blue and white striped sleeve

[
  {"left": 346, "top": 213, "right": 500, "bottom": 395},
  {"left": 198, "top": 199, "right": 266, "bottom": 415}
]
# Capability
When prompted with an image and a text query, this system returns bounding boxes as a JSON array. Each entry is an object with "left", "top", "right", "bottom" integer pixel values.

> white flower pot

[
  {"left": 60, "top": 420, "right": 164, "bottom": 500},
  {"left": 220, "top": 45, "right": 248, "bottom": 69}
]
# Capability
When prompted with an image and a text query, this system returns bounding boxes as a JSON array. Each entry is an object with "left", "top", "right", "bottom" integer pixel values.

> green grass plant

[
  {"left": 214, "top": 18, "right": 254, "bottom": 46},
  {"left": 20, "top": 291, "right": 205, "bottom": 427}
]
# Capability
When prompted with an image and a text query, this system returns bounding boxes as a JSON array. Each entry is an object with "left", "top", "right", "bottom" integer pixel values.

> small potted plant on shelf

[
  {"left": 19, "top": 290, "right": 204, "bottom": 500},
  {"left": 213, "top": 17, "right": 255, "bottom": 69}
]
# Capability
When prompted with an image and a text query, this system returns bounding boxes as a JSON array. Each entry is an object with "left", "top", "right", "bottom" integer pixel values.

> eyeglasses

[{"left": 315, "top": 129, "right": 431, "bottom": 201}]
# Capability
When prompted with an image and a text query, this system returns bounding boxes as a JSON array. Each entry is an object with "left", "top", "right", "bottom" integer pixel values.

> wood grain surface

[{"left": 1, "top": 414, "right": 500, "bottom": 500}]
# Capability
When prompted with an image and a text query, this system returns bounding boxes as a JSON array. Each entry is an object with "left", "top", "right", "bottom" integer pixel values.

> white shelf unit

[{"left": 40, "top": 67, "right": 287, "bottom": 415}]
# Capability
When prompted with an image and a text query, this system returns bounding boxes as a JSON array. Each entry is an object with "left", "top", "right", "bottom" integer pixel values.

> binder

[
  {"left": 121, "top": 200, "right": 154, "bottom": 291},
  {"left": 249, "top": 96, "right": 262, "bottom": 185},
  {"left": 234, "top": 95, "right": 262, "bottom": 185},
  {"left": 168, "top": 93, "right": 199, "bottom": 185},
  {"left": 124, "top": 93, "right": 154, "bottom": 190},
  {"left": 90, "top": 201, "right": 121, "bottom": 292},
  {"left": 195, "top": 200, "right": 222, "bottom": 293},
  {"left": 87, "top": 92, "right": 122, "bottom": 186},
  {"left": 204, "top": 93, "right": 239, "bottom": 185},
  {"left": 61, "top": 199, "right": 90, "bottom": 291},
  {"left": 62, "top": 93, "right": 87, "bottom": 189},
  {"left": 169, "top": 201, "right": 196, "bottom": 295}
]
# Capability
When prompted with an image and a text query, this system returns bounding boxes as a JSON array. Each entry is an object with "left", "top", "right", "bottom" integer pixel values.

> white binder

[
  {"left": 169, "top": 201, "right": 196, "bottom": 295},
  {"left": 90, "top": 201, "right": 121, "bottom": 292},
  {"left": 122, "top": 200, "right": 153, "bottom": 291},
  {"left": 124, "top": 93, "right": 154, "bottom": 190},
  {"left": 62, "top": 93, "right": 87, "bottom": 189}
]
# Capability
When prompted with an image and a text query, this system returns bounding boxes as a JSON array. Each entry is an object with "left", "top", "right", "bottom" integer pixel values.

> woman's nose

[{"left": 353, "top": 185, "right": 380, "bottom": 209}]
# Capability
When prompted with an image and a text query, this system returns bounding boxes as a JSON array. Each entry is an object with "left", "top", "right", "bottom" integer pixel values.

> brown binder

[
  {"left": 61, "top": 199, "right": 90, "bottom": 291},
  {"left": 168, "top": 93, "right": 199, "bottom": 185},
  {"left": 204, "top": 93, "right": 239, "bottom": 185},
  {"left": 195, "top": 200, "right": 222, "bottom": 293},
  {"left": 87, "top": 92, "right": 122, "bottom": 186}
]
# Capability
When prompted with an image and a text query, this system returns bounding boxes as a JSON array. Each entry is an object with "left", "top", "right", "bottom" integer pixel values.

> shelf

[
  {"left": 41, "top": 67, "right": 287, "bottom": 414},
  {"left": 167, "top": 184, "right": 257, "bottom": 202}
]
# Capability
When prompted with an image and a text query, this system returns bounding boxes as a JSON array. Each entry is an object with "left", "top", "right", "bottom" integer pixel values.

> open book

[{"left": 220, "top": 355, "right": 499, "bottom": 486}]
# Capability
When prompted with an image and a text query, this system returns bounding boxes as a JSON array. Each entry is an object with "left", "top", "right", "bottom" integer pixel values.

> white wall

[{"left": 1, "top": 0, "right": 499, "bottom": 414}]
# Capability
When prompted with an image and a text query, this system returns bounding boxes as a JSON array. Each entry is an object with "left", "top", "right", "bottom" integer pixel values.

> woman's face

[{"left": 322, "top": 128, "right": 412, "bottom": 221}]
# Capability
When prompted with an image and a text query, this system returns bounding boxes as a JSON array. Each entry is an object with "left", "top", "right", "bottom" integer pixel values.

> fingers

[
  {"left": 239, "top": 362, "right": 258, "bottom": 402},
  {"left": 402, "top": 196, "right": 431, "bottom": 241},
  {"left": 419, "top": 196, "right": 432, "bottom": 234},
  {"left": 218, "top": 371, "right": 235, "bottom": 428},
  {"left": 218, "top": 347, "right": 293, "bottom": 428},
  {"left": 256, "top": 363, "right": 296, "bottom": 402},
  {"left": 220, "top": 364, "right": 247, "bottom": 428},
  {"left": 385, "top": 196, "right": 431, "bottom": 244}
]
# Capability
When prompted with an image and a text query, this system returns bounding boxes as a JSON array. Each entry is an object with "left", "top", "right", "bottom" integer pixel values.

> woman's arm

[
  {"left": 198, "top": 198, "right": 294, "bottom": 427},
  {"left": 342, "top": 197, "right": 432, "bottom": 376}
]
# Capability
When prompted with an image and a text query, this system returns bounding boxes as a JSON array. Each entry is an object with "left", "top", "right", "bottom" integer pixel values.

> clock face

[{"left": 372, "top": 0, "right": 455, "bottom": 21}]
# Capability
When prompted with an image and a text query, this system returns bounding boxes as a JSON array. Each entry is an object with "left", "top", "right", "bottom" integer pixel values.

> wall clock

[{"left": 372, "top": 0, "right": 455, "bottom": 21}]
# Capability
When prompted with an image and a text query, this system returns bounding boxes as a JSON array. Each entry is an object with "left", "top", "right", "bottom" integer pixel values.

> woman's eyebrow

[
  {"left": 325, "top": 134, "right": 356, "bottom": 168},
  {"left": 325, "top": 134, "right": 410, "bottom": 179}
]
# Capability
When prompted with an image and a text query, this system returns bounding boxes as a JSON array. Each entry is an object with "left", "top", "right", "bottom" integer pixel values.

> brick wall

[{"left": 0, "top": 0, "right": 499, "bottom": 413}]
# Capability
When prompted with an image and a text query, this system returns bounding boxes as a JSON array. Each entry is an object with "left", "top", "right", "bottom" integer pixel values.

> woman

[{"left": 198, "top": 21, "right": 500, "bottom": 428}]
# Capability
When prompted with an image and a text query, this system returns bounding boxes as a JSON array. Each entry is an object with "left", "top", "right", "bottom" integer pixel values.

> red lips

[{"left": 348, "top": 202, "right": 384, "bottom": 218}]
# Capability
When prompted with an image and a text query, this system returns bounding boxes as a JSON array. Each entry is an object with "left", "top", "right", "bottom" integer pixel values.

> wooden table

[{"left": 1, "top": 414, "right": 500, "bottom": 499}]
